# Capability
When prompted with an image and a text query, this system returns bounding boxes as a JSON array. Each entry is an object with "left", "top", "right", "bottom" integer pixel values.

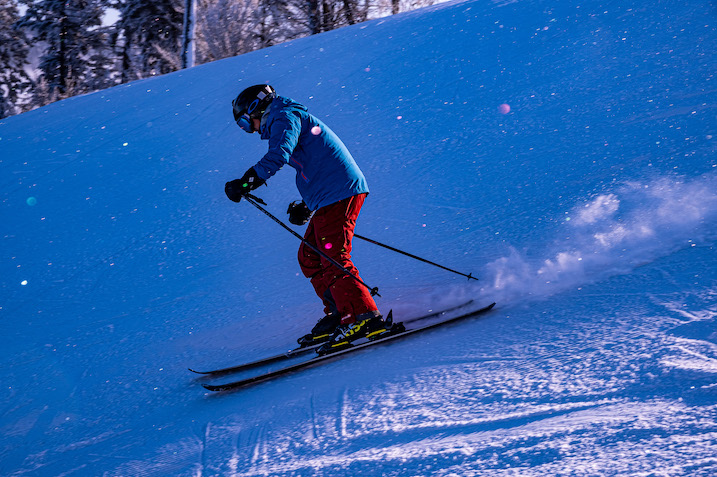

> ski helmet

[{"left": 232, "top": 84, "right": 276, "bottom": 133}]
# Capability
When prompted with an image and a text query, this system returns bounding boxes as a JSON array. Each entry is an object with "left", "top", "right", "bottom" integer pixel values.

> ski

[
  {"left": 189, "top": 299, "right": 474, "bottom": 376},
  {"left": 202, "top": 302, "right": 495, "bottom": 392},
  {"left": 188, "top": 343, "right": 321, "bottom": 376}
]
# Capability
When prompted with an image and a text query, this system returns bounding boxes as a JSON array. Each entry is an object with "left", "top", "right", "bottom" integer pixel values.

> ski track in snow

[{"left": 236, "top": 400, "right": 717, "bottom": 476}]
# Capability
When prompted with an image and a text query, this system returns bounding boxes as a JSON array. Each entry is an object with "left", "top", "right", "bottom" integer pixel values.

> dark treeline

[{"left": 0, "top": 0, "right": 437, "bottom": 119}]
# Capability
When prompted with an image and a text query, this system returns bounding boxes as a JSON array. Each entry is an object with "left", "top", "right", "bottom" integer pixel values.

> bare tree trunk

[
  {"left": 321, "top": 0, "right": 331, "bottom": 32},
  {"left": 343, "top": 0, "right": 355, "bottom": 25},
  {"left": 307, "top": 0, "right": 321, "bottom": 34},
  {"left": 120, "top": 31, "right": 133, "bottom": 83},
  {"left": 58, "top": 1, "right": 68, "bottom": 95},
  {"left": 181, "top": 0, "right": 196, "bottom": 68}
]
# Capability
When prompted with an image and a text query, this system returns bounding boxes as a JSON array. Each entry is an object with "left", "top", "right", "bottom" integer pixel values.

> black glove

[
  {"left": 287, "top": 200, "right": 313, "bottom": 225},
  {"left": 225, "top": 167, "right": 265, "bottom": 202}
]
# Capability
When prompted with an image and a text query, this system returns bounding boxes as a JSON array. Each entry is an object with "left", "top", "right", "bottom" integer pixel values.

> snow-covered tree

[
  {"left": 292, "top": 0, "right": 372, "bottom": 35},
  {"left": 194, "top": 0, "right": 292, "bottom": 64},
  {"left": 18, "top": 0, "right": 109, "bottom": 100},
  {"left": 114, "top": 0, "right": 184, "bottom": 79},
  {"left": 195, "top": 0, "right": 377, "bottom": 64},
  {"left": 0, "top": 0, "right": 32, "bottom": 118}
]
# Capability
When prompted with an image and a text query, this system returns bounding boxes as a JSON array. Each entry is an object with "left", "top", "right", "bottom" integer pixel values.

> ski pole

[
  {"left": 353, "top": 234, "right": 478, "bottom": 281},
  {"left": 242, "top": 194, "right": 381, "bottom": 297}
]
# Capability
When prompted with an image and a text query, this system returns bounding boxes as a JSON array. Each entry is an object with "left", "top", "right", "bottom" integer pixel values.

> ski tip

[{"left": 188, "top": 368, "right": 210, "bottom": 374}]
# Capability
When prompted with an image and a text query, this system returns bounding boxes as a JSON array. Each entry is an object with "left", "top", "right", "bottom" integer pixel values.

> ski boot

[
  {"left": 316, "top": 310, "right": 384, "bottom": 356},
  {"left": 365, "top": 311, "right": 406, "bottom": 341},
  {"left": 297, "top": 313, "right": 342, "bottom": 347}
]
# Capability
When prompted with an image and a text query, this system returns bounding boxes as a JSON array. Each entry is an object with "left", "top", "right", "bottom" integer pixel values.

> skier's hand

[
  {"left": 225, "top": 167, "right": 265, "bottom": 202},
  {"left": 287, "top": 200, "right": 313, "bottom": 225}
]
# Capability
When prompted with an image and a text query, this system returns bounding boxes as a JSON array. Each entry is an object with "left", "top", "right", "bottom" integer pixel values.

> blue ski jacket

[{"left": 251, "top": 95, "right": 369, "bottom": 211}]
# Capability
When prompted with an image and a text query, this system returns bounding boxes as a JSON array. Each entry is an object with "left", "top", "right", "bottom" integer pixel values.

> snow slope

[{"left": 2, "top": 0, "right": 716, "bottom": 475}]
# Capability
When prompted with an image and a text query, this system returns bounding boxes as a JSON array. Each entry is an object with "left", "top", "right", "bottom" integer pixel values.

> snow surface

[{"left": 2, "top": 0, "right": 717, "bottom": 475}]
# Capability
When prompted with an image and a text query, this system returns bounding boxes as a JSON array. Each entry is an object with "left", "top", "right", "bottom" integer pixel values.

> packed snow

[{"left": 1, "top": 0, "right": 716, "bottom": 475}]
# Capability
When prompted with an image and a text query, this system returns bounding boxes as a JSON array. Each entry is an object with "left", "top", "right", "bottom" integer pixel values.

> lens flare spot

[
  {"left": 324, "top": 242, "right": 333, "bottom": 250},
  {"left": 498, "top": 103, "right": 511, "bottom": 114},
  {"left": 21, "top": 280, "right": 28, "bottom": 286},
  {"left": 26, "top": 197, "right": 37, "bottom": 206},
  {"left": 311, "top": 126, "right": 322, "bottom": 135}
]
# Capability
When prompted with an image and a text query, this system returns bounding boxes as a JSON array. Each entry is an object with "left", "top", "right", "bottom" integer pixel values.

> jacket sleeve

[{"left": 253, "top": 111, "right": 301, "bottom": 181}]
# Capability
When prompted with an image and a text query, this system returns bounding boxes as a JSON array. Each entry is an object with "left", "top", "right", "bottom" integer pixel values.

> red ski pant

[{"left": 298, "top": 193, "right": 378, "bottom": 321}]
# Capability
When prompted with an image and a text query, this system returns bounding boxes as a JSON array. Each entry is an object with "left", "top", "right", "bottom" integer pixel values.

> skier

[{"left": 225, "top": 84, "right": 384, "bottom": 353}]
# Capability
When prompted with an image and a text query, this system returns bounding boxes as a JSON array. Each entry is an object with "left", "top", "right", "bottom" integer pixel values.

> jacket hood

[
  {"left": 268, "top": 95, "right": 307, "bottom": 116},
  {"left": 260, "top": 95, "right": 307, "bottom": 137}
]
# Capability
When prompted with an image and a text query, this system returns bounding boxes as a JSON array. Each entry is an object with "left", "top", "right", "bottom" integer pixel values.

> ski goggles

[
  {"left": 233, "top": 96, "right": 264, "bottom": 133},
  {"left": 235, "top": 112, "right": 254, "bottom": 133}
]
